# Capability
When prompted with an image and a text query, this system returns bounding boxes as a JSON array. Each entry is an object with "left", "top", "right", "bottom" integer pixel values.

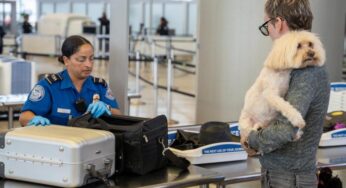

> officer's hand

[
  {"left": 87, "top": 101, "right": 111, "bottom": 118},
  {"left": 28, "top": 116, "right": 51, "bottom": 126}
]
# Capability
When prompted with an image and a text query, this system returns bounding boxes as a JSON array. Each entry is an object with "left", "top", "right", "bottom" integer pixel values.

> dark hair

[
  {"left": 160, "top": 17, "right": 168, "bottom": 25},
  {"left": 265, "top": 0, "right": 313, "bottom": 31},
  {"left": 58, "top": 35, "right": 93, "bottom": 64},
  {"left": 318, "top": 167, "right": 343, "bottom": 188}
]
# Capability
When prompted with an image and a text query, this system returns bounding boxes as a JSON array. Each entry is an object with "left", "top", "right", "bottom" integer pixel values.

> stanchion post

[
  {"left": 102, "top": 35, "right": 106, "bottom": 58},
  {"left": 8, "top": 106, "right": 13, "bottom": 129},
  {"left": 95, "top": 36, "right": 100, "bottom": 58},
  {"left": 153, "top": 56, "right": 159, "bottom": 116},
  {"left": 166, "top": 38, "right": 173, "bottom": 123},
  {"left": 152, "top": 39, "right": 159, "bottom": 116},
  {"left": 135, "top": 51, "right": 140, "bottom": 94}
]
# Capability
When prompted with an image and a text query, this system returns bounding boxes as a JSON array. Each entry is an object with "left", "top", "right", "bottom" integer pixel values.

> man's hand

[
  {"left": 241, "top": 136, "right": 257, "bottom": 156},
  {"left": 243, "top": 144, "right": 258, "bottom": 156}
]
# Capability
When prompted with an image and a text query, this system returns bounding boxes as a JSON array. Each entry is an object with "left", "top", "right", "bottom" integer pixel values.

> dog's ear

[
  {"left": 308, "top": 32, "right": 326, "bottom": 67},
  {"left": 264, "top": 34, "right": 292, "bottom": 70}
]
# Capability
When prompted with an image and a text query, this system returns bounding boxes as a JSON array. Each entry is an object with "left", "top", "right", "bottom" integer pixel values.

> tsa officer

[{"left": 19, "top": 35, "right": 121, "bottom": 126}]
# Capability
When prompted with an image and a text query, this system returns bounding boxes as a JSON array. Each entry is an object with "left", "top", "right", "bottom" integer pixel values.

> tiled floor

[{"left": 127, "top": 62, "right": 196, "bottom": 126}]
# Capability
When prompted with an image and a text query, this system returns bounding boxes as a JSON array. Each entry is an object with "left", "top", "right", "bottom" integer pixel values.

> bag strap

[
  {"left": 93, "top": 117, "right": 112, "bottom": 131},
  {"left": 159, "top": 138, "right": 190, "bottom": 169},
  {"left": 67, "top": 113, "right": 90, "bottom": 126},
  {"left": 164, "top": 149, "right": 190, "bottom": 169},
  {"left": 70, "top": 113, "right": 111, "bottom": 131}
]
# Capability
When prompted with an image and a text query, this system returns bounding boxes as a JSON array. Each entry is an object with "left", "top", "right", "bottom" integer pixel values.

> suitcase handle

[{"left": 85, "top": 158, "right": 114, "bottom": 186}]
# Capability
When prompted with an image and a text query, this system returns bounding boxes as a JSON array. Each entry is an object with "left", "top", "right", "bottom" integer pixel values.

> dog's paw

[
  {"left": 293, "top": 128, "right": 304, "bottom": 141},
  {"left": 240, "top": 136, "right": 247, "bottom": 145},
  {"left": 240, "top": 128, "right": 252, "bottom": 139},
  {"left": 290, "top": 116, "right": 306, "bottom": 129}
]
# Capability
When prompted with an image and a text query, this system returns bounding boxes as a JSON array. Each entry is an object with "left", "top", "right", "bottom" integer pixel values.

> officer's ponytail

[
  {"left": 59, "top": 35, "right": 93, "bottom": 64},
  {"left": 58, "top": 56, "right": 64, "bottom": 64}
]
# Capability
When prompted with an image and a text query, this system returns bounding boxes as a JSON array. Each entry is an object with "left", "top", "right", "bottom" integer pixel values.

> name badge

[{"left": 57, "top": 108, "right": 71, "bottom": 114}]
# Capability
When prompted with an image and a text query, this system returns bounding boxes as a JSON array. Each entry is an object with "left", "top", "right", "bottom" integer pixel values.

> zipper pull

[{"left": 143, "top": 135, "right": 149, "bottom": 143}]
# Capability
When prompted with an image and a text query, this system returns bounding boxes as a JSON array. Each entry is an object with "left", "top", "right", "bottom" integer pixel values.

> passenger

[
  {"left": 0, "top": 25, "right": 6, "bottom": 54},
  {"left": 22, "top": 14, "right": 33, "bottom": 34},
  {"left": 241, "top": 0, "right": 330, "bottom": 187},
  {"left": 98, "top": 12, "right": 110, "bottom": 52},
  {"left": 156, "top": 17, "right": 169, "bottom": 36},
  {"left": 98, "top": 12, "right": 110, "bottom": 35},
  {"left": 19, "top": 35, "right": 121, "bottom": 126}
]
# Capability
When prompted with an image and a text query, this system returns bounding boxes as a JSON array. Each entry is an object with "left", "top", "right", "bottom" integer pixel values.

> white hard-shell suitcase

[{"left": 0, "top": 125, "right": 115, "bottom": 187}]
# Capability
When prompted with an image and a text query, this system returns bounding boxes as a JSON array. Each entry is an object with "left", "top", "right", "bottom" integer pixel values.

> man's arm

[
  {"left": 248, "top": 67, "right": 319, "bottom": 153},
  {"left": 110, "top": 108, "right": 121, "bottom": 115},
  {"left": 19, "top": 111, "right": 36, "bottom": 126}
]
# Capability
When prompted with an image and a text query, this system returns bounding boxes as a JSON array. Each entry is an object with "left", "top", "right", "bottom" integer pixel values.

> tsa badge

[
  {"left": 29, "top": 85, "right": 45, "bottom": 102},
  {"left": 105, "top": 87, "right": 115, "bottom": 100}
]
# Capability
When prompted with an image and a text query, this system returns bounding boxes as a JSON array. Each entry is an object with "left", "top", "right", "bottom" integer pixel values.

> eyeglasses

[{"left": 258, "top": 18, "right": 275, "bottom": 36}]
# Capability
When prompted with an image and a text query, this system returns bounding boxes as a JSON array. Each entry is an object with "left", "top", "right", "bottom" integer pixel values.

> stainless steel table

[
  {"left": 199, "top": 157, "right": 261, "bottom": 187},
  {"left": 169, "top": 124, "right": 262, "bottom": 187},
  {"left": 0, "top": 94, "right": 27, "bottom": 129},
  {"left": 0, "top": 165, "right": 224, "bottom": 188},
  {"left": 1, "top": 121, "right": 344, "bottom": 188},
  {"left": 199, "top": 146, "right": 346, "bottom": 188},
  {"left": 169, "top": 125, "right": 346, "bottom": 187},
  {"left": 317, "top": 146, "right": 346, "bottom": 169}
]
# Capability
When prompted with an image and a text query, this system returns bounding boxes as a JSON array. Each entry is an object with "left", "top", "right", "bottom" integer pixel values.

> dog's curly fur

[{"left": 239, "top": 31, "right": 326, "bottom": 143}]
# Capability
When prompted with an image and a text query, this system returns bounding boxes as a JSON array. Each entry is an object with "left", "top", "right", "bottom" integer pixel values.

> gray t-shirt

[{"left": 248, "top": 66, "right": 330, "bottom": 173}]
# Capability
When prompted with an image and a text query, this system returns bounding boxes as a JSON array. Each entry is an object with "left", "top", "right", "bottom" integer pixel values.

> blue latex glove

[
  {"left": 87, "top": 101, "right": 111, "bottom": 118},
  {"left": 28, "top": 116, "right": 51, "bottom": 126}
]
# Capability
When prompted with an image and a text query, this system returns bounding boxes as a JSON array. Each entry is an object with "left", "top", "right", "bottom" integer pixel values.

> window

[
  {"left": 56, "top": 3, "right": 69, "bottom": 14},
  {"left": 165, "top": 3, "right": 185, "bottom": 35},
  {"left": 72, "top": 3, "right": 86, "bottom": 16},
  {"left": 41, "top": 3, "right": 54, "bottom": 16}
]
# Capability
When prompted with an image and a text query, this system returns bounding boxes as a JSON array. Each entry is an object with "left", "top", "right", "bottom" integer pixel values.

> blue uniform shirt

[{"left": 22, "top": 70, "right": 119, "bottom": 125}]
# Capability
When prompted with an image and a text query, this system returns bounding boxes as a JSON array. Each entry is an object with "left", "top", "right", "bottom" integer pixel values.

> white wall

[
  {"left": 311, "top": 0, "right": 345, "bottom": 82},
  {"left": 109, "top": 0, "right": 129, "bottom": 113},
  {"left": 196, "top": 0, "right": 346, "bottom": 123},
  {"left": 196, "top": 1, "right": 270, "bottom": 123}
]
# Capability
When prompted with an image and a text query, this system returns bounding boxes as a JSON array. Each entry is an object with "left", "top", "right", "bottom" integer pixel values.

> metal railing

[{"left": 128, "top": 35, "right": 197, "bottom": 122}]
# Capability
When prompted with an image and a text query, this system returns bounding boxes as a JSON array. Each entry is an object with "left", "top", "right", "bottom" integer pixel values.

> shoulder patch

[
  {"left": 93, "top": 77, "right": 107, "bottom": 87},
  {"left": 29, "top": 85, "right": 45, "bottom": 102},
  {"left": 105, "top": 87, "right": 115, "bottom": 100},
  {"left": 45, "top": 73, "right": 63, "bottom": 84}
]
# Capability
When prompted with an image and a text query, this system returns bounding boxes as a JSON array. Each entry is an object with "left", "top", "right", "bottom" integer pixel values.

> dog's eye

[
  {"left": 309, "top": 42, "right": 313, "bottom": 47},
  {"left": 297, "top": 43, "right": 302, "bottom": 49}
]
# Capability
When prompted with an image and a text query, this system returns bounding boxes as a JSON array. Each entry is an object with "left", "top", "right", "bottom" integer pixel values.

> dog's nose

[{"left": 307, "top": 50, "right": 315, "bottom": 57}]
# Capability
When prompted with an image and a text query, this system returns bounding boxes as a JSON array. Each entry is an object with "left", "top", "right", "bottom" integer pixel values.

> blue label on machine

[
  {"left": 330, "top": 84, "right": 346, "bottom": 91},
  {"left": 330, "top": 157, "right": 346, "bottom": 164},
  {"left": 168, "top": 132, "right": 177, "bottom": 145},
  {"left": 230, "top": 124, "right": 240, "bottom": 136},
  {"left": 331, "top": 130, "right": 346, "bottom": 138},
  {"left": 202, "top": 144, "right": 243, "bottom": 154}
]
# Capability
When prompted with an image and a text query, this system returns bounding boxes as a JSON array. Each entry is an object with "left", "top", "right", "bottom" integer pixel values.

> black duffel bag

[{"left": 68, "top": 113, "right": 168, "bottom": 175}]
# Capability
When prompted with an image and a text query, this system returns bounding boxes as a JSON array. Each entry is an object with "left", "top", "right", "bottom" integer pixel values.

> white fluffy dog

[{"left": 239, "top": 31, "right": 325, "bottom": 143}]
